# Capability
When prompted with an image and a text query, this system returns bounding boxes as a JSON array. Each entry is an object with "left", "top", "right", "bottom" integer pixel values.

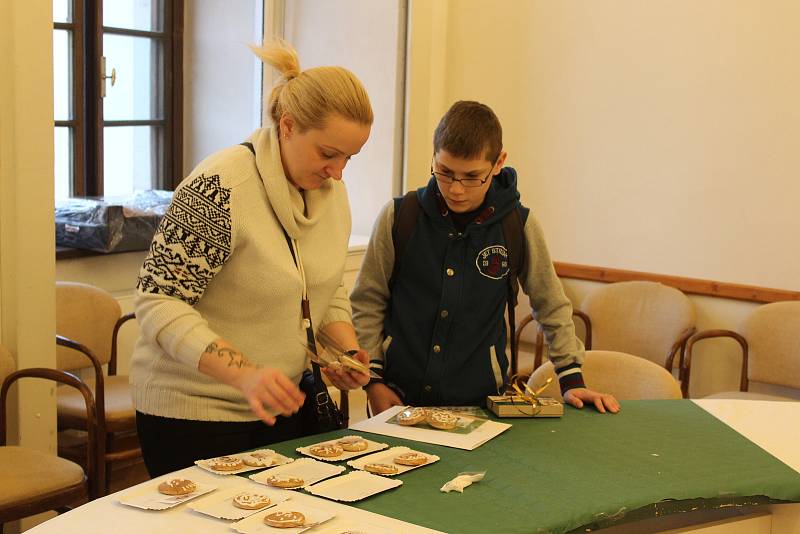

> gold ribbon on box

[{"left": 505, "top": 376, "right": 554, "bottom": 416}]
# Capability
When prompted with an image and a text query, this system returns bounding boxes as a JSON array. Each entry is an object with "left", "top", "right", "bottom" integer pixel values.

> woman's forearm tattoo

[{"left": 203, "top": 342, "right": 255, "bottom": 369}]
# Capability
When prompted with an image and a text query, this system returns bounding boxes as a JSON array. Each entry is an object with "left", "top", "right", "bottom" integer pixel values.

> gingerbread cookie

[
  {"left": 363, "top": 462, "right": 399, "bottom": 475},
  {"left": 266, "top": 475, "right": 305, "bottom": 489},
  {"left": 309, "top": 443, "right": 344, "bottom": 458},
  {"left": 337, "top": 436, "right": 368, "bottom": 452},
  {"left": 394, "top": 452, "right": 429, "bottom": 466},
  {"left": 157, "top": 478, "right": 197, "bottom": 495},
  {"left": 396, "top": 407, "right": 427, "bottom": 426},
  {"left": 232, "top": 491, "right": 271, "bottom": 510},
  {"left": 264, "top": 511, "right": 305, "bottom": 528},
  {"left": 242, "top": 451, "right": 277, "bottom": 467},
  {"left": 208, "top": 455, "right": 244, "bottom": 471},
  {"left": 426, "top": 409, "right": 458, "bottom": 430}
]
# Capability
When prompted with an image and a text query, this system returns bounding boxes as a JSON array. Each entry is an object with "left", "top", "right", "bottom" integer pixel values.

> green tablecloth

[{"left": 260, "top": 400, "right": 800, "bottom": 534}]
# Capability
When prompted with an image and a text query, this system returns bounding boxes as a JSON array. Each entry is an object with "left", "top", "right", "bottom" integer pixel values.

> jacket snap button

[
  {"left": 446, "top": 268, "right": 455, "bottom": 276},
  {"left": 440, "top": 310, "right": 448, "bottom": 318},
  {"left": 424, "top": 385, "right": 432, "bottom": 392},
  {"left": 433, "top": 345, "right": 441, "bottom": 353}
]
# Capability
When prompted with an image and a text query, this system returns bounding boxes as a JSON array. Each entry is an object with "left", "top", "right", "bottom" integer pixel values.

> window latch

[{"left": 100, "top": 56, "right": 117, "bottom": 98}]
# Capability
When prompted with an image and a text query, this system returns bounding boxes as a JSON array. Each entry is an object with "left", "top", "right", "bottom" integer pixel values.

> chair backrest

[
  {"left": 742, "top": 301, "right": 800, "bottom": 390},
  {"left": 580, "top": 281, "right": 695, "bottom": 368},
  {"left": 56, "top": 281, "right": 121, "bottom": 371},
  {"left": 527, "top": 350, "right": 682, "bottom": 400}
]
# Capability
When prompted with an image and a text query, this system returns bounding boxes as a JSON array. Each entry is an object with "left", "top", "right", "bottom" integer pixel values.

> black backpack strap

[
  {"left": 501, "top": 206, "right": 527, "bottom": 379},
  {"left": 389, "top": 191, "right": 421, "bottom": 290}
]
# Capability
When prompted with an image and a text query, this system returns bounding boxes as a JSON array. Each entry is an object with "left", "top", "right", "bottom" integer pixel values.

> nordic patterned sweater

[{"left": 130, "top": 127, "right": 353, "bottom": 422}]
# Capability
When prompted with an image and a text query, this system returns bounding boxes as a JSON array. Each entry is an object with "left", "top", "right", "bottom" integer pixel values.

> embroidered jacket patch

[{"left": 475, "top": 245, "right": 510, "bottom": 280}]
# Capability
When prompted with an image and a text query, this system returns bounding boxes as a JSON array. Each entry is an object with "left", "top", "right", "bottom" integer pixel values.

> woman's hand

[
  {"left": 198, "top": 339, "right": 305, "bottom": 425},
  {"left": 234, "top": 367, "right": 306, "bottom": 425},
  {"left": 322, "top": 349, "right": 370, "bottom": 390},
  {"left": 365, "top": 382, "right": 403, "bottom": 415}
]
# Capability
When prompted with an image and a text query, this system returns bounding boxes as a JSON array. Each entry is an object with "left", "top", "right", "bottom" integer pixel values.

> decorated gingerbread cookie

[
  {"left": 264, "top": 511, "right": 305, "bottom": 528},
  {"left": 232, "top": 491, "right": 271, "bottom": 510},
  {"left": 364, "top": 462, "right": 399, "bottom": 475},
  {"left": 208, "top": 455, "right": 244, "bottom": 471},
  {"left": 242, "top": 451, "right": 277, "bottom": 467},
  {"left": 337, "top": 436, "right": 369, "bottom": 452},
  {"left": 396, "top": 407, "right": 427, "bottom": 426},
  {"left": 266, "top": 475, "right": 305, "bottom": 489},
  {"left": 309, "top": 444, "right": 344, "bottom": 458},
  {"left": 394, "top": 452, "right": 429, "bottom": 466},
  {"left": 426, "top": 409, "right": 458, "bottom": 430},
  {"left": 157, "top": 478, "right": 197, "bottom": 495}
]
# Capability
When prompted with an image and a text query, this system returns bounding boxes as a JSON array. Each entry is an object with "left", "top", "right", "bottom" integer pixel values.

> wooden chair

[
  {"left": 55, "top": 281, "right": 138, "bottom": 497},
  {"left": 514, "top": 309, "right": 590, "bottom": 380},
  {"left": 527, "top": 350, "right": 682, "bottom": 400},
  {"left": 517, "top": 281, "right": 695, "bottom": 394},
  {"left": 0, "top": 344, "right": 96, "bottom": 525},
  {"left": 683, "top": 301, "right": 800, "bottom": 400}
]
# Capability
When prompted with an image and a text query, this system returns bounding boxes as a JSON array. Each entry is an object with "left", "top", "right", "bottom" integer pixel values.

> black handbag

[{"left": 283, "top": 231, "right": 346, "bottom": 435}]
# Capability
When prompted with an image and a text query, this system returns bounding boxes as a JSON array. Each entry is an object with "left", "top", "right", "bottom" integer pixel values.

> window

[{"left": 53, "top": 0, "right": 183, "bottom": 199}]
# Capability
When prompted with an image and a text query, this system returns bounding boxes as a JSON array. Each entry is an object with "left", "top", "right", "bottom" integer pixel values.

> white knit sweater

[{"left": 130, "top": 127, "right": 353, "bottom": 421}]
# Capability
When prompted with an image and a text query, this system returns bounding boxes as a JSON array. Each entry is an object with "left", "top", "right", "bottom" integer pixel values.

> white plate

[
  {"left": 296, "top": 434, "right": 388, "bottom": 462},
  {"left": 305, "top": 471, "right": 402, "bottom": 502},
  {"left": 194, "top": 449, "right": 294, "bottom": 476},
  {"left": 231, "top": 501, "right": 335, "bottom": 534},
  {"left": 346, "top": 446, "right": 440, "bottom": 476},
  {"left": 118, "top": 482, "right": 217, "bottom": 511},
  {"left": 187, "top": 485, "right": 291, "bottom": 520},
  {"left": 249, "top": 458, "right": 345, "bottom": 488}
]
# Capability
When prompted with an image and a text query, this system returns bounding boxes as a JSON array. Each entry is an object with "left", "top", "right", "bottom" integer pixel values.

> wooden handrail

[{"left": 554, "top": 262, "right": 800, "bottom": 304}]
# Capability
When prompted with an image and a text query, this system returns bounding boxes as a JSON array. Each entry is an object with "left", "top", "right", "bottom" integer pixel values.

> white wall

[
  {"left": 405, "top": 0, "right": 800, "bottom": 398},
  {"left": 1, "top": 1, "right": 58, "bottom": 530},
  {"left": 0, "top": 0, "right": 57, "bottom": 451},
  {"left": 284, "top": 0, "right": 406, "bottom": 238},
  {"left": 406, "top": 0, "right": 800, "bottom": 292},
  {"left": 183, "top": 0, "right": 264, "bottom": 172}
]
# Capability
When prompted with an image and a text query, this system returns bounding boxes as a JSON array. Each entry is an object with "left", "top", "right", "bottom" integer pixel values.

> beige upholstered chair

[
  {"left": 0, "top": 344, "right": 94, "bottom": 525},
  {"left": 527, "top": 350, "right": 682, "bottom": 401},
  {"left": 519, "top": 282, "right": 695, "bottom": 390},
  {"left": 55, "top": 281, "right": 138, "bottom": 497},
  {"left": 683, "top": 301, "right": 800, "bottom": 400}
]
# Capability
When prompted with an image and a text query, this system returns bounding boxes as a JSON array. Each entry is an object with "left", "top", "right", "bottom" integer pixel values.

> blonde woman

[{"left": 130, "top": 40, "right": 373, "bottom": 476}]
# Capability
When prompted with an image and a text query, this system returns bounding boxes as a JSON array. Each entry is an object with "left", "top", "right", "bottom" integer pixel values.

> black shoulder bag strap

[
  {"left": 501, "top": 206, "right": 526, "bottom": 380},
  {"left": 281, "top": 222, "right": 345, "bottom": 430},
  {"left": 389, "top": 191, "right": 421, "bottom": 290},
  {"left": 241, "top": 140, "right": 343, "bottom": 429}
]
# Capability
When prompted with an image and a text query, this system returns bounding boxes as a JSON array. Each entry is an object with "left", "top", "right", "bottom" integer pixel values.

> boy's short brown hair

[{"left": 433, "top": 101, "right": 502, "bottom": 163}]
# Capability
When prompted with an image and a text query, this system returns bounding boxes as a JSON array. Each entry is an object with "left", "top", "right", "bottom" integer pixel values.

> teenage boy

[{"left": 351, "top": 100, "right": 619, "bottom": 415}]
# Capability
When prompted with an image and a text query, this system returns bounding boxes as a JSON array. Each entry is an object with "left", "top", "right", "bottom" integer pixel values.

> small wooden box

[{"left": 486, "top": 396, "right": 564, "bottom": 418}]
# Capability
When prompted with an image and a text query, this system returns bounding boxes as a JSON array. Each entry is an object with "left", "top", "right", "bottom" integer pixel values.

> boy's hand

[
  {"left": 365, "top": 382, "right": 403, "bottom": 415},
  {"left": 564, "top": 388, "right": 620, "bottom": 414},
  {"left": 322, "top": 349, "right": 370, "bottom": 390}
]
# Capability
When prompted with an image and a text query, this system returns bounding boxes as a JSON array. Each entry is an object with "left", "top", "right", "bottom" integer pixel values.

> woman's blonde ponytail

[{"left": 251, "top": 39, "right": 373, "bottom": 132}]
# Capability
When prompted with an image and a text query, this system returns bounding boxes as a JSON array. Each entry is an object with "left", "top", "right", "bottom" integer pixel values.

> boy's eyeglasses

[{"left": 431, "top": 156, "right": 495, "bottom": 188}]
